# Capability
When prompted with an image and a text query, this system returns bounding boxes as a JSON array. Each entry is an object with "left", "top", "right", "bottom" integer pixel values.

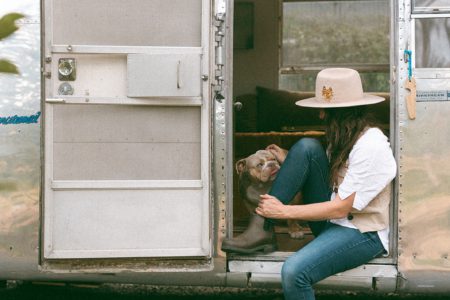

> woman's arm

[{"left": 256, "top": 193, "right": 355, "bottom": 221}]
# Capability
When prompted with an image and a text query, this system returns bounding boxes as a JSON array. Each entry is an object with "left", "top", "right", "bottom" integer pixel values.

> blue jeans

[
  {"left": 282, "top": 223, "right": 385, "bottom": 300},
  {"left": 268, "top": 138, "right": 330, "bottom": 236},
  {"left": 268, "top": 138, "right": 385, "bottom": 300}
]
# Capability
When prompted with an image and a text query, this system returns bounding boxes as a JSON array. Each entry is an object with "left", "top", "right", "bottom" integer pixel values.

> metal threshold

[{"left": 227, "top": 252, "right": 398, "bottom": 292}]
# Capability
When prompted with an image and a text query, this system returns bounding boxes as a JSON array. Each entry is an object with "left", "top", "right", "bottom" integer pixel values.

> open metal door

[
  {"left": 42, "top": 0, "right": 212, "bottom": 259},
  {"left": 397, "top": 0, "right": 450, "bottom": 291}
]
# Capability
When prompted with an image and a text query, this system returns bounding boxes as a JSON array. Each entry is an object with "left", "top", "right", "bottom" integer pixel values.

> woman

[{"left": 255, "top": 68, "right": 396, "bottom": 300}]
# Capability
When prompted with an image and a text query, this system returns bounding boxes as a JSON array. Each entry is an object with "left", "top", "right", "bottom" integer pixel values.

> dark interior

[{"left": 231, "top": 0, "right": 391, "bottom": 252}]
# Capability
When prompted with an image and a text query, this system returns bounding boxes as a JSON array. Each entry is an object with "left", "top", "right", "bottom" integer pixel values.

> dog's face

[{"left": 236, "top": 150, "right": 280, "bottom": 184}]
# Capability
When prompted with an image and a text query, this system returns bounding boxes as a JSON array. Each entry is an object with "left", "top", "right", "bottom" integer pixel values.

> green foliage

[
  {"left": 0, "top": 59, "right": 19, "bottom": 74},
  {"left": 0, "top": 13, "right": 25, "bottom": 41},
  {"left": 0, "top": 12, "right": 24, "bottom": 74}
]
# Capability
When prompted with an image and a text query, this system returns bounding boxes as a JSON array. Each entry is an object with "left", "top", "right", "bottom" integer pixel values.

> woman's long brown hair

[{"left": 324, "top": 106, "right": 377, "bottom": 187}]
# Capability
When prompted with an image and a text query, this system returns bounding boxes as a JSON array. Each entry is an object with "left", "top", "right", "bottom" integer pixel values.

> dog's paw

[
  {"left": 287, "top": 221, "right": 305, "bottom": 239},
  {"left": 289, "top": 230, "right": 305, "bottom": 239}
]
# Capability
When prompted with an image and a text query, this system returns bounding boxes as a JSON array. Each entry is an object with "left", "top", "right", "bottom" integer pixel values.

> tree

[{"left": 0, "top": 13, "right": 25, "bottom": 74}]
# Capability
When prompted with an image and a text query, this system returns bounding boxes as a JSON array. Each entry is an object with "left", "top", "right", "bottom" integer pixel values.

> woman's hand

[
  {"left": 256, "top": 194, "right": 289, "bottom": 219},
  {"left": 266, "top": 144, "right": 288, "bottom": 164}
]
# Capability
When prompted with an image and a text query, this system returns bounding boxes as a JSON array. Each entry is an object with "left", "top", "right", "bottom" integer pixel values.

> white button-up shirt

[{"left": 330, "top": 127, "right": 397, "bottom": 252}]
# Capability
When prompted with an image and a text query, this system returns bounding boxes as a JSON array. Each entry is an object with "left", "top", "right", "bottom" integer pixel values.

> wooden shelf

[{"left": 235, "top": 130, "right": 325, "bottom": 137}]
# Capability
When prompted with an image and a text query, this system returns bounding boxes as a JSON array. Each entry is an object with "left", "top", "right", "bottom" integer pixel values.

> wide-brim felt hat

[{"left": 296, "top": 68, "right": 385, "bottom": 108}]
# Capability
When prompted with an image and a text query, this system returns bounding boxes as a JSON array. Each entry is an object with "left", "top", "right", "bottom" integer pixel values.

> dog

[{"left": 236, "top": 149, "right": 305, "bottom": 239}]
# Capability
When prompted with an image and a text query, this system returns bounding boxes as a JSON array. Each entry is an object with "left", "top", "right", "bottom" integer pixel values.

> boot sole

[{"left": 221, "top": 243, "right": 277, "bottom": 255}]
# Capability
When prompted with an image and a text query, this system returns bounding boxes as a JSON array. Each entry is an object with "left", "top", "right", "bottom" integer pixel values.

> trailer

[{"left": 0, "top": 0, "right": 450, "bottom": 295}]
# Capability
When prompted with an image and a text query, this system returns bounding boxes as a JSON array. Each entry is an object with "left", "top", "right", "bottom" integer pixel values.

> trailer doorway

[{"left": 228, "top": 0, "right": 396, "bottom": 285}]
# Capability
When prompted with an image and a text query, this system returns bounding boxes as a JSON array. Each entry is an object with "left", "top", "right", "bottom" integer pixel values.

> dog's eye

[{"left": 257, "top": 163, "right": 263, "bottom": 168}]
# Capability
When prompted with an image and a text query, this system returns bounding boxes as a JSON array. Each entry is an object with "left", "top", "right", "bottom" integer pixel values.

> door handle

[
  {"left": 177, "top": 60, "right": 182, "bottom": 89},
  {"left": 46, "top": 98, "right": 66, "bottom": 103}
]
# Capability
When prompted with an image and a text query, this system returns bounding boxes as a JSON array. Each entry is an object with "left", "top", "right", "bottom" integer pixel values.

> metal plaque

[{"left": 416, "top": 90, "right": 450, "bottom": 101}]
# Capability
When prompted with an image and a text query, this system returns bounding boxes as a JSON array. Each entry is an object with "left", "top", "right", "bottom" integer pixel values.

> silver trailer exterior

[
  {"left": 396, "top": 0, "right": 450, "bottom": 293},
  {"left": 0, "top": 0, "right": 42, "bottom": 279},
  {"left": 0, "top": 0, "right": 449, "bottom": 294}
]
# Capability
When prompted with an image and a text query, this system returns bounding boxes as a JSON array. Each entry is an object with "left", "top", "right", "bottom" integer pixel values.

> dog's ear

[{"left": 235, "top": 159, "right": 247, "bottom": 175}]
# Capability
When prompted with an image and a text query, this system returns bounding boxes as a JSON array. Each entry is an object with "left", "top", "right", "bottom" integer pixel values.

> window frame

[
  {"left": 410, "top": 12, "right": 450, "bottom": 78},
  {"left": 412, "top": 0, "right": 450, "bottom": 14}
]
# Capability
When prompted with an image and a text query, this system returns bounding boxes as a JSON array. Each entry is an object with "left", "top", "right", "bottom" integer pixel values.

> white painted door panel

[
  {"left": 47, "top": 189, "right": 207, "bottom": 258},
  {"left": 127, "top": 54, "right": 202, "bottom": 97},
  {"left": 43, "top": 0, "right": 211, "bottom": 260},
  {"left": 52, "top": 0, "right": 202, "bottom": 46}
]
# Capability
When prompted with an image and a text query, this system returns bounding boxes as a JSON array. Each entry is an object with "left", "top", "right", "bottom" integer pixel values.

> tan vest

[
  {"left": 334, "top": 128, "right": 391, "bottom": 233},
  {"left": 336, "top": 166, "right": 391, "bottom": 233}
]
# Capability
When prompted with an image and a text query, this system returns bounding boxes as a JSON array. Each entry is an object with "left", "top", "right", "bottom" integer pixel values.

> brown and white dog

[{"left": 236, "top": 149, "right": 305, "bottom": 239}]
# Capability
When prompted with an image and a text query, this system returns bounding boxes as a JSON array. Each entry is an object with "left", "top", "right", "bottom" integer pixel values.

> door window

[
  {"left": 280, "top": 0, "right": 390, "bottom": 92},
  {"left": 415, "top": 18, "right": 450, "bottom": 68}
]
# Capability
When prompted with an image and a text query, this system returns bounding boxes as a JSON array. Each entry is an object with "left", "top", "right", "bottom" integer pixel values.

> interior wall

[{"left": 233, "top": 0, "right": 280, "bottom": 97}]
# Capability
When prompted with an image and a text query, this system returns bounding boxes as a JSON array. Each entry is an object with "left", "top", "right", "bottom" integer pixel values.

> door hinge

[{"left": 213, "top": 2, "right": 226, "bottom": 102}]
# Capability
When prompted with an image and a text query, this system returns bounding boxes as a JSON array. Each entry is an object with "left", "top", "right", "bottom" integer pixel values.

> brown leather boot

[{"left": 221, "top": 214, "right": 277, "bottom": 254}]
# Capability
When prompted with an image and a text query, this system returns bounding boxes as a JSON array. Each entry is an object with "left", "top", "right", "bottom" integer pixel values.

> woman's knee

[
  {"left": 289, "top": 138, "right": 323, "bottom": 157},
  {"left": 281, "top": 260, "right": 296, "bottom": 283},
  {"left": 281, "top": 256, "right": 311, "bottom": 287}
]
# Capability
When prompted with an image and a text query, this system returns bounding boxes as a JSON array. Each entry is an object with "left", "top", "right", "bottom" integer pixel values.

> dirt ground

[{"left": 2, "top": 284, "right": 450, "bottom": 300}]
